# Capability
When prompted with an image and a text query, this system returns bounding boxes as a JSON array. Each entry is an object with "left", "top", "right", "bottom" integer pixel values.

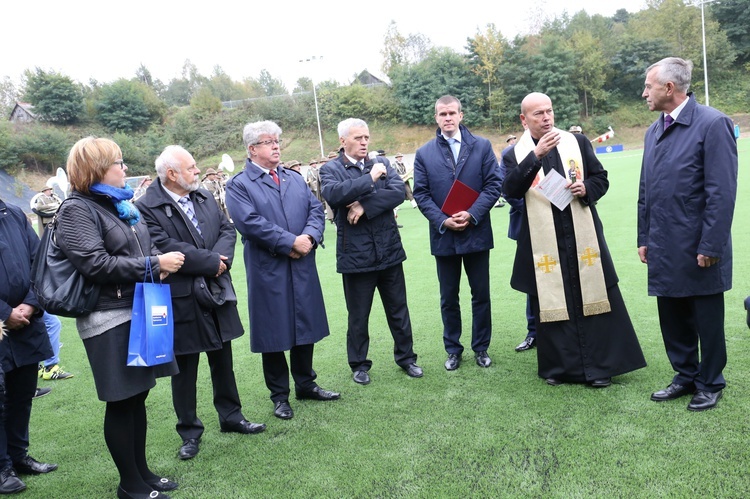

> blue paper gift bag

[{"left": 127, "top": 258, "right": 174, "bottom": 367}]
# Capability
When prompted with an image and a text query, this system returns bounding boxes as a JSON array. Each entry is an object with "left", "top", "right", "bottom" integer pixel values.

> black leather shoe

[
  {"left": 220, "top": 419, "right": 267, "bottom": 434},
  {"left": 146, "top": 478, "right": 179, "bottom": 492},
  {"left": 545, "top": 378, "right": 563, "bottom": 386},
  {"left": 274, "top": 400, "right": 294, "bottom": 420},
  {"left": 651, "top": 383, "right": 695, "bottom": 402},
  {"left": 178, "top": 438, "right": 200, "bottom": 460},
  {"left": 515, "top": 336, "right": 536, "bottom": 352},
  {"left": 0, "top": 466, "right": 26, "bottom": 494},
  {"left": 296, "top": 386, "right": 340, "bottom": 401},
  {"left": 590, "top": 378, "right": 612, "bottom": 388},
  {"left": 13, "top": 455, "right": 57, "bottom": 475},
  {"left": 475, "top": 351, "right": 492, "bottom": 368},
  {"left": 117, "top": 485, "right": 171, "bottom": 499},
  {"left": 445, "top": 354, "right": 461, "bottom": 371},
  {"left": 687, "top": 390, "right": 723, "bottom": 411},
  {"left": 403, "top": 363, "right": 423, "bottom": 378},
  {"left": 353, "top": 370, "right": 371, "bottom": 385}
]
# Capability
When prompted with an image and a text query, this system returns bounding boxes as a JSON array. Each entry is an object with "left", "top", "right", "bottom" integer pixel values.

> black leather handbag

[{"left": 31, "top": 199, "right": 101, "bottom": 317}]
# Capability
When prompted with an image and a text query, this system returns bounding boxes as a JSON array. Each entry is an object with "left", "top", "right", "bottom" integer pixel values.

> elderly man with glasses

[{"left": 225, "top": 120, "right": 339, "bottom": 421}]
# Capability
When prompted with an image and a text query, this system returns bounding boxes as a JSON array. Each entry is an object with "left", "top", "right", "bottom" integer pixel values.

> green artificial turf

[{"left": 25, "top": 140, "right": 750, "bottom": 498}]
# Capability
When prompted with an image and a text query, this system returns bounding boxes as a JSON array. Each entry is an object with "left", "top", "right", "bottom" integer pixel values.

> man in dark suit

[
  {"left": 413, "top": 95, "right": 502, "bottom": 371},
  {"left": 137, "top": 146, "right": 265, "bottom": 461},
  {"left": 320, "top": 118, "right": 422, "bottom": 386},
  {"left": 640, "top": 57, "right": 738, "bottom": 411},
  {"left": 499, "top": 135, "right": 537, "bottom": 353},
  {"left": 0, "top": 197, "right": 56, "bottom": 494}
]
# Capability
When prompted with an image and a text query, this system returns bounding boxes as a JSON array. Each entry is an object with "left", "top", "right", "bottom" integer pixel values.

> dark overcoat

[
  {"left": 136, "top": 179, "right": 244, "bottom": 355},
  {"left": 0, "top": 200, "right": 53, "bottom": 371},
  {"left": 638, "top": 94, "right": 738, "bottom": 297},
  {"left": 413, "top": 124, "right": 502, "bottom": 256},
  {"left": 225, "top": 161, "right": 329, "bottom": 353}
]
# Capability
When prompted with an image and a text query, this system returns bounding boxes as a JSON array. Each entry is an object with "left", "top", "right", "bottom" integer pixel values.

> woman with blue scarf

[{"left": 56, "top": 137, "right": 185, "bottom": 499}]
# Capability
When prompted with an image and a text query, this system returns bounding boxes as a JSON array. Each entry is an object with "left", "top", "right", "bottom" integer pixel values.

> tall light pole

[
  {"left": 699, "top": 0, "right": 717, "bottom": 106},
  {"left": 299, "top": 56, "right": 325, "bottom": 158}
]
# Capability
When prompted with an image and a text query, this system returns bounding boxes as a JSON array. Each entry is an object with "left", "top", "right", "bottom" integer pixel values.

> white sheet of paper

[{"left": 535, "top": 169, "right": 573, "bottom": 210}]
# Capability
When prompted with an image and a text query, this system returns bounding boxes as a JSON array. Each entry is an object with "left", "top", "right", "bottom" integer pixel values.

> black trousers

[
  {"left": 342, "top": 263, "right": 417, "bottom": 372},
  {"left": 436, "top": 251, "right": 492, "bottom": 355},
  {"left": 172, "top": 341, "right": 244, "bottom": 440},
  {"left": 261, "top": 344, "right": 317, "bottom": 403},
  {"left": 0, "top": 363, "right": 37, "bottom": 468},
  {"left": 657, "top": 293, "right": 727, "bottom": 392}
]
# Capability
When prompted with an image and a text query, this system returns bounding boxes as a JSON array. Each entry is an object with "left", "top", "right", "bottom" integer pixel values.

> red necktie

[{"left": 270, "top": 169, "right": 280, "bottom": 185}]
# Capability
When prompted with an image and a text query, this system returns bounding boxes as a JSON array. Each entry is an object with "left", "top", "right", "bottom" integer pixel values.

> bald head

[{"left": 520, "top": 93, "right": 554, "bottom": 140}]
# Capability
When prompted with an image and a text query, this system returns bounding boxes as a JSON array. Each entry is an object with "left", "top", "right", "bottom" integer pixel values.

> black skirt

[{"left": 83, "top": 321, "right": 178, "bottom": 402}]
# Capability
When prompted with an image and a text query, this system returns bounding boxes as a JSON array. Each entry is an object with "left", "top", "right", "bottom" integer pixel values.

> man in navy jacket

[
  {"left": 320, "top": 118, "right": 422, "bottom": 386},
  {"left": 413, "top": 95, "right": 502, "bottom": 371},
  {"left": 640, "top": 57, "right": 738, "bottom": 411},
  {"left": 0, "top": 198, "right": 56, "bottom": 494}
]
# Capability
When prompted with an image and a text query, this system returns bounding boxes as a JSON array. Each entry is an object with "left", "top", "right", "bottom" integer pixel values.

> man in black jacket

[
  {"left": 320, "top": 118, "right": 422, "bottom": 386},
  {"left": 136, "top": 146, "right": 265, "bottom": 461},
  {"left": 0, "top": 198, "right": 56, "bottom": 494}
]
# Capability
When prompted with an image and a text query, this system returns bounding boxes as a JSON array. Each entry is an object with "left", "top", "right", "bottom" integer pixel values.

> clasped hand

[{"left": 445, "top": 211, "right": 471, "bottom": 231}]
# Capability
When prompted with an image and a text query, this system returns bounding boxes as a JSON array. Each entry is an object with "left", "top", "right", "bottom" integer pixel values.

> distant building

[
  {"left": 354, "top": 70, "right": 388, "bottom": 87},
  {"left": 9, "top": 102, "right": 36, "bottom": 123}
]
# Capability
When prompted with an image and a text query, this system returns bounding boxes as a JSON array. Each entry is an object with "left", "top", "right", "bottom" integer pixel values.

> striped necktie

[{"left": 178, "top": 196, "right": 202, "bottom": 236}]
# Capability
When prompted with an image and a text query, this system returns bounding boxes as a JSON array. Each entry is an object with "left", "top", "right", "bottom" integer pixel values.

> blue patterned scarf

[{"left": 89, "top": 183, "right": 141, "bottom": 226}]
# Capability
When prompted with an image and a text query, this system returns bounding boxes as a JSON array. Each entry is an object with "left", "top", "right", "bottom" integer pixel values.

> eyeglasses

[
  {"left": 113, "top": 160, "right": 126, "bottom": 169},
  {"left": 253, "top": 139, "right": 282, "bottom": 147}
]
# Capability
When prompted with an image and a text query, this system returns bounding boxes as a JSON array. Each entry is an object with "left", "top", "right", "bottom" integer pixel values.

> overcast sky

[{"left": 4, "top": 0, "right": 647, "bottom": 92}]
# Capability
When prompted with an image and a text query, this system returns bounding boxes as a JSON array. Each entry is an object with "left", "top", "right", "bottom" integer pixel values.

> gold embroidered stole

[{"left": 514, "top": 128, "right": 610, "bottom": 322}]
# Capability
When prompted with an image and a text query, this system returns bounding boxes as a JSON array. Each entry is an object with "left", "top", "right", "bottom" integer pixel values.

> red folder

[{"left": 441, "top": 180, "right": 480, "bottom": 215}]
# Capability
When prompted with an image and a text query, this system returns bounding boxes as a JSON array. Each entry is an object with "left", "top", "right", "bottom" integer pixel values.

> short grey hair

[
  {"left": 243, "top": 121, "right": 282, "bottom": 150},
  {"left": 646, "top": 57, "right": 693, "bottom": 93},
  {"left": 337, "top": 118, "right": 368, "bottom": 139},
  {"left": 155, "top": 145, "right": 190, "bottom": 182}
]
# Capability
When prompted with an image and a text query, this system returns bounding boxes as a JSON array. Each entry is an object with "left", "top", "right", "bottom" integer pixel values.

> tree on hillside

[
  {"left": 567, "top": 30, "right": 609, "bottom": 116},
  {"left": 390, "top": 48, "right": 484, "bottom": 126},
  {"left": 206, "top": 66, "right": 252, "bottom": 102},
  {"left": 466, "top": 23, "right": 508, "bottom": 121},
  {"left": 135, "top": 64, "right": 154, "bottom": 87},
  {"left": 96, "top": 79, "right": 164, "bottom": 132},
  {"left": 380, "top": 21, "right": 432, "bottom": 75},
  {"left": 293, "top": 77, "right": 313, "bottom": 94},
  {"left": 631, "top": 0, "right": 735, "bottom": 83},
  {"left": 258, "top": 69, "right": 287, "bottom": 96},
  {"left": 609, "top": 37, "right": 670, "bottom": 100},
  {"left": 530, "top": 40, "right": 579, "bottom": 126},
  {"left": 190, "top": 86, "right": 223, "bottom": 117},
  {"left": 22, "top": 68, "right": 83, "bottom": 124},
  {"left": 0, "top": 77, "right": 18, "bottom": 118},
  {"left": 162, "top": 59, "right": 207, "bottom": 106},
  {"left": 712, "top": 0, "right": 750, "bottom": 65}
]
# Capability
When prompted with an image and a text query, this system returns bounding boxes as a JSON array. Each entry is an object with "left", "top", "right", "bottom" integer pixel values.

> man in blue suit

[
  {"left": 413, "top": 95, "right": 502, "bottom": 371},
  {"left": 640, "top": 57, "right": 738, "bottom": 411}
]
